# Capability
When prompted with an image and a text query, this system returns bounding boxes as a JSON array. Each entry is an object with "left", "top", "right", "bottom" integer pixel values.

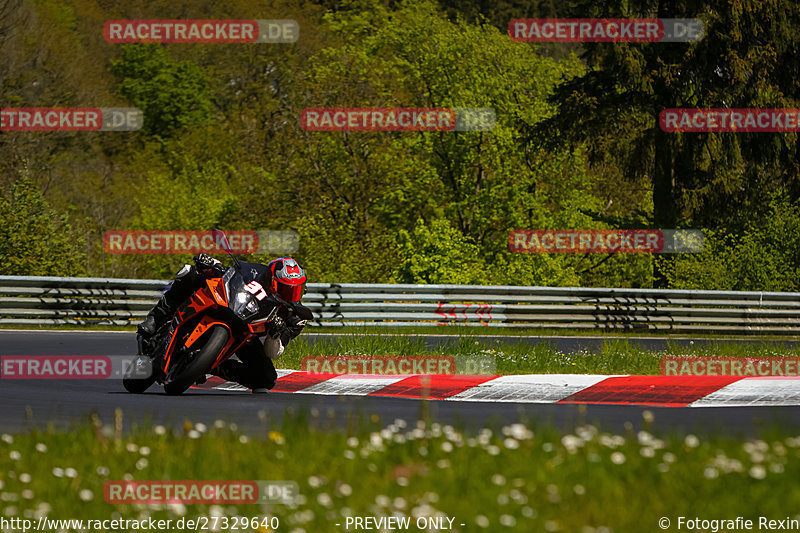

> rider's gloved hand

[
  {"left": 265, "top": 317, "right": 286, "bottom": 339},
  {"left": 194, "top": 253, "right": 224, "bottom": 274}
]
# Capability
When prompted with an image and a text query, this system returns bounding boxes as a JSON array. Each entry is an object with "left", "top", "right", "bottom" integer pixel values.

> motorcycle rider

[{"left": 137, "top": 254, "right": 312, "bottom": 393}]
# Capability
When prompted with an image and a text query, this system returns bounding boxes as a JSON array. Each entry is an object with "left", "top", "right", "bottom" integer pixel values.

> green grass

[
  {"left": 279, "top": 336, "right": 800, "bottom": 375},
  {"left": 4, "top": 322, "right": 800, "bottom": 342},
  {"left": 304, "top": 324, "right": 800, "bottom": 341},
  {"left": 1, "top": 412, "right": 799, "bottom": 532},
  {"left": 4, "top": 324, "right": 800, "bottom": 375}
]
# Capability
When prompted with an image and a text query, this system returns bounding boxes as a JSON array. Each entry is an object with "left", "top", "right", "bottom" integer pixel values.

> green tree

[
  {"left": 129, "top": 154, "right": 240, "bottom": 278},
  {"left": 536, "top": 0, "right": 800, "bottom": 286},
  {"left": 111, "top": 44, "right": 214, "bottom": 136},
  {"left": 274, "top": 0, "right": 648, "bottom": 286},
  {"left": 666, "top": 195, "right": 800, "bottom": 291},
  {"left": 0, "top": 172, "right": 86, "bottom": 275},
  {"left": 395, "top": 218, "right": 484, "bottom": 284}
]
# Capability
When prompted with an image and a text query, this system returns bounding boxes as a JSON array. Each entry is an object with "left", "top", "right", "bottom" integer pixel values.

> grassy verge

[
  {"left": 5, "top": 324, "right": 800, "bottom": 375},
  {"left": 306, "top": 325, "right": 800, "bottom": 341},
  {"left": 1, "top": 412, "right": 798, "bottom": 533},
  {"left": 279, "top": 336, "right": 800, "bottom": 375},
  {"left": 4, "top": 322, "right": 800, "bottom": 342}
]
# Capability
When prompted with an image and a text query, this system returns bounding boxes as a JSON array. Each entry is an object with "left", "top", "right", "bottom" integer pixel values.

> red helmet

[{"left": 266, "top": 257, "right": 306, "bottom": 303}]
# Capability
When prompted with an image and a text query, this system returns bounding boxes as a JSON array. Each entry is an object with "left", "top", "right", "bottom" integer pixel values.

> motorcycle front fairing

[{"left": 220, "top": 263, "right": 283, "bottom": 335}]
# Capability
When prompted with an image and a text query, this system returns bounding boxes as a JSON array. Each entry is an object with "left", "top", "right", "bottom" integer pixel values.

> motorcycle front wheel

[
  {"left": 122, "top": 353, "right": 157, "bottom": 394},
  {"left": 163, "top": 325, "right": 230, "bottom": 396}
]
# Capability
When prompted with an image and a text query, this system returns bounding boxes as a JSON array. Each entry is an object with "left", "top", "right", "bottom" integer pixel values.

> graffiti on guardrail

[
  {"left": 2, "top": 277, "right": 800, "bottom": 333},
  {"left": 435, "top": 302, "right": 493, "bottom": 323}
]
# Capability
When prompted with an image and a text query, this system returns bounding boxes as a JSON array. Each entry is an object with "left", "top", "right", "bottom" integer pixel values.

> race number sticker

[{"left": 244, "top": 281, "right": 267, "bottom": 300}]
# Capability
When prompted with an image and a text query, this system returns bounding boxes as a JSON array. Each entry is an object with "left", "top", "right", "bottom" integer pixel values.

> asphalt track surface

[{"left": 2, "top": 330, "right": 800, "bottom": 436}]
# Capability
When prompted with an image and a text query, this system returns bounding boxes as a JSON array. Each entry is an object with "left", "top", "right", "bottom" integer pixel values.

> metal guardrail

[{"left": 1, "top": 275, "right": 799, "bottom": 334}]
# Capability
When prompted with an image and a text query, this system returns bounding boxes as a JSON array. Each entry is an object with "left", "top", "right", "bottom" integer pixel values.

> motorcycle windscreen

[{"left": 276, "top": 281, "right": 304, "bottom": 302}]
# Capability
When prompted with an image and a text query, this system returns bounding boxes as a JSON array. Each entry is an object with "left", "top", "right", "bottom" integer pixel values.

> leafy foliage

[
  {"left": 0, "top": 0, "right": 798, "bottom": 291},
  {"left": 111, "top": 44, "right": 214, "bottom": 136},
  {"left": 0, "top": 171, "right": 85, "bottom": 275},
  {"left": 665, "top": 196, "right": 800, "bottom": 291}
]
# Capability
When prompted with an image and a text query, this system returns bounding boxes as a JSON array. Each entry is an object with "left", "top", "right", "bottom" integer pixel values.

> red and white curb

[{"left": 193, "top": 370, "right": 800, "bottom": 407}]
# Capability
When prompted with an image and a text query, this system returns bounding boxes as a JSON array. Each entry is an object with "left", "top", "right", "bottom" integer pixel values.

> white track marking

[
  {"left": 203, "top": 371, "right": 800, "bottom": 406},
  {"left": 447, "top": 374, "right": 617, "bottom": 402},
  {"left": 205, "top": 369, "right": 299, "bottom": 392},
  {"left": 298, "top": 375, "right": 408, "bottom": 395},
  {"left": 690, "top": 377, "right": 800, "bottom": 407}
]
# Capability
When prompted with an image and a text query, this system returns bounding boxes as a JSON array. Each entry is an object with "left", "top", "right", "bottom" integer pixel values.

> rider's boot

[
  {"left": 212, "top": 359, "right": 245, "bottom": 384},
  {"left": 137, "top": 295, "right": 176, "bottom": 339},
  {"left": 211, "top": 360, "right": 266, "bottom": 393},
  {"left": 138, "top": 265, "right": 200, "bottom": 340}
]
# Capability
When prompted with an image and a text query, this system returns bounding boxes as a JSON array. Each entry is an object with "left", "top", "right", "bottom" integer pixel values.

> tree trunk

[{"left": 652, "top": 128, "right": 677, "bottom": 288}]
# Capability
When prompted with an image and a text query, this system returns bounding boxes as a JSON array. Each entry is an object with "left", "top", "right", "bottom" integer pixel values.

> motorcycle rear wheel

[{"left": 164, "top": 325, "right": 230, "bottom": 396}]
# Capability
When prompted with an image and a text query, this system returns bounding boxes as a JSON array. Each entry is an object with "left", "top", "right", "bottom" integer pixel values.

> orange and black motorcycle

[{"left": 123, "top": 260, "right": 283, "bottom": 395}]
